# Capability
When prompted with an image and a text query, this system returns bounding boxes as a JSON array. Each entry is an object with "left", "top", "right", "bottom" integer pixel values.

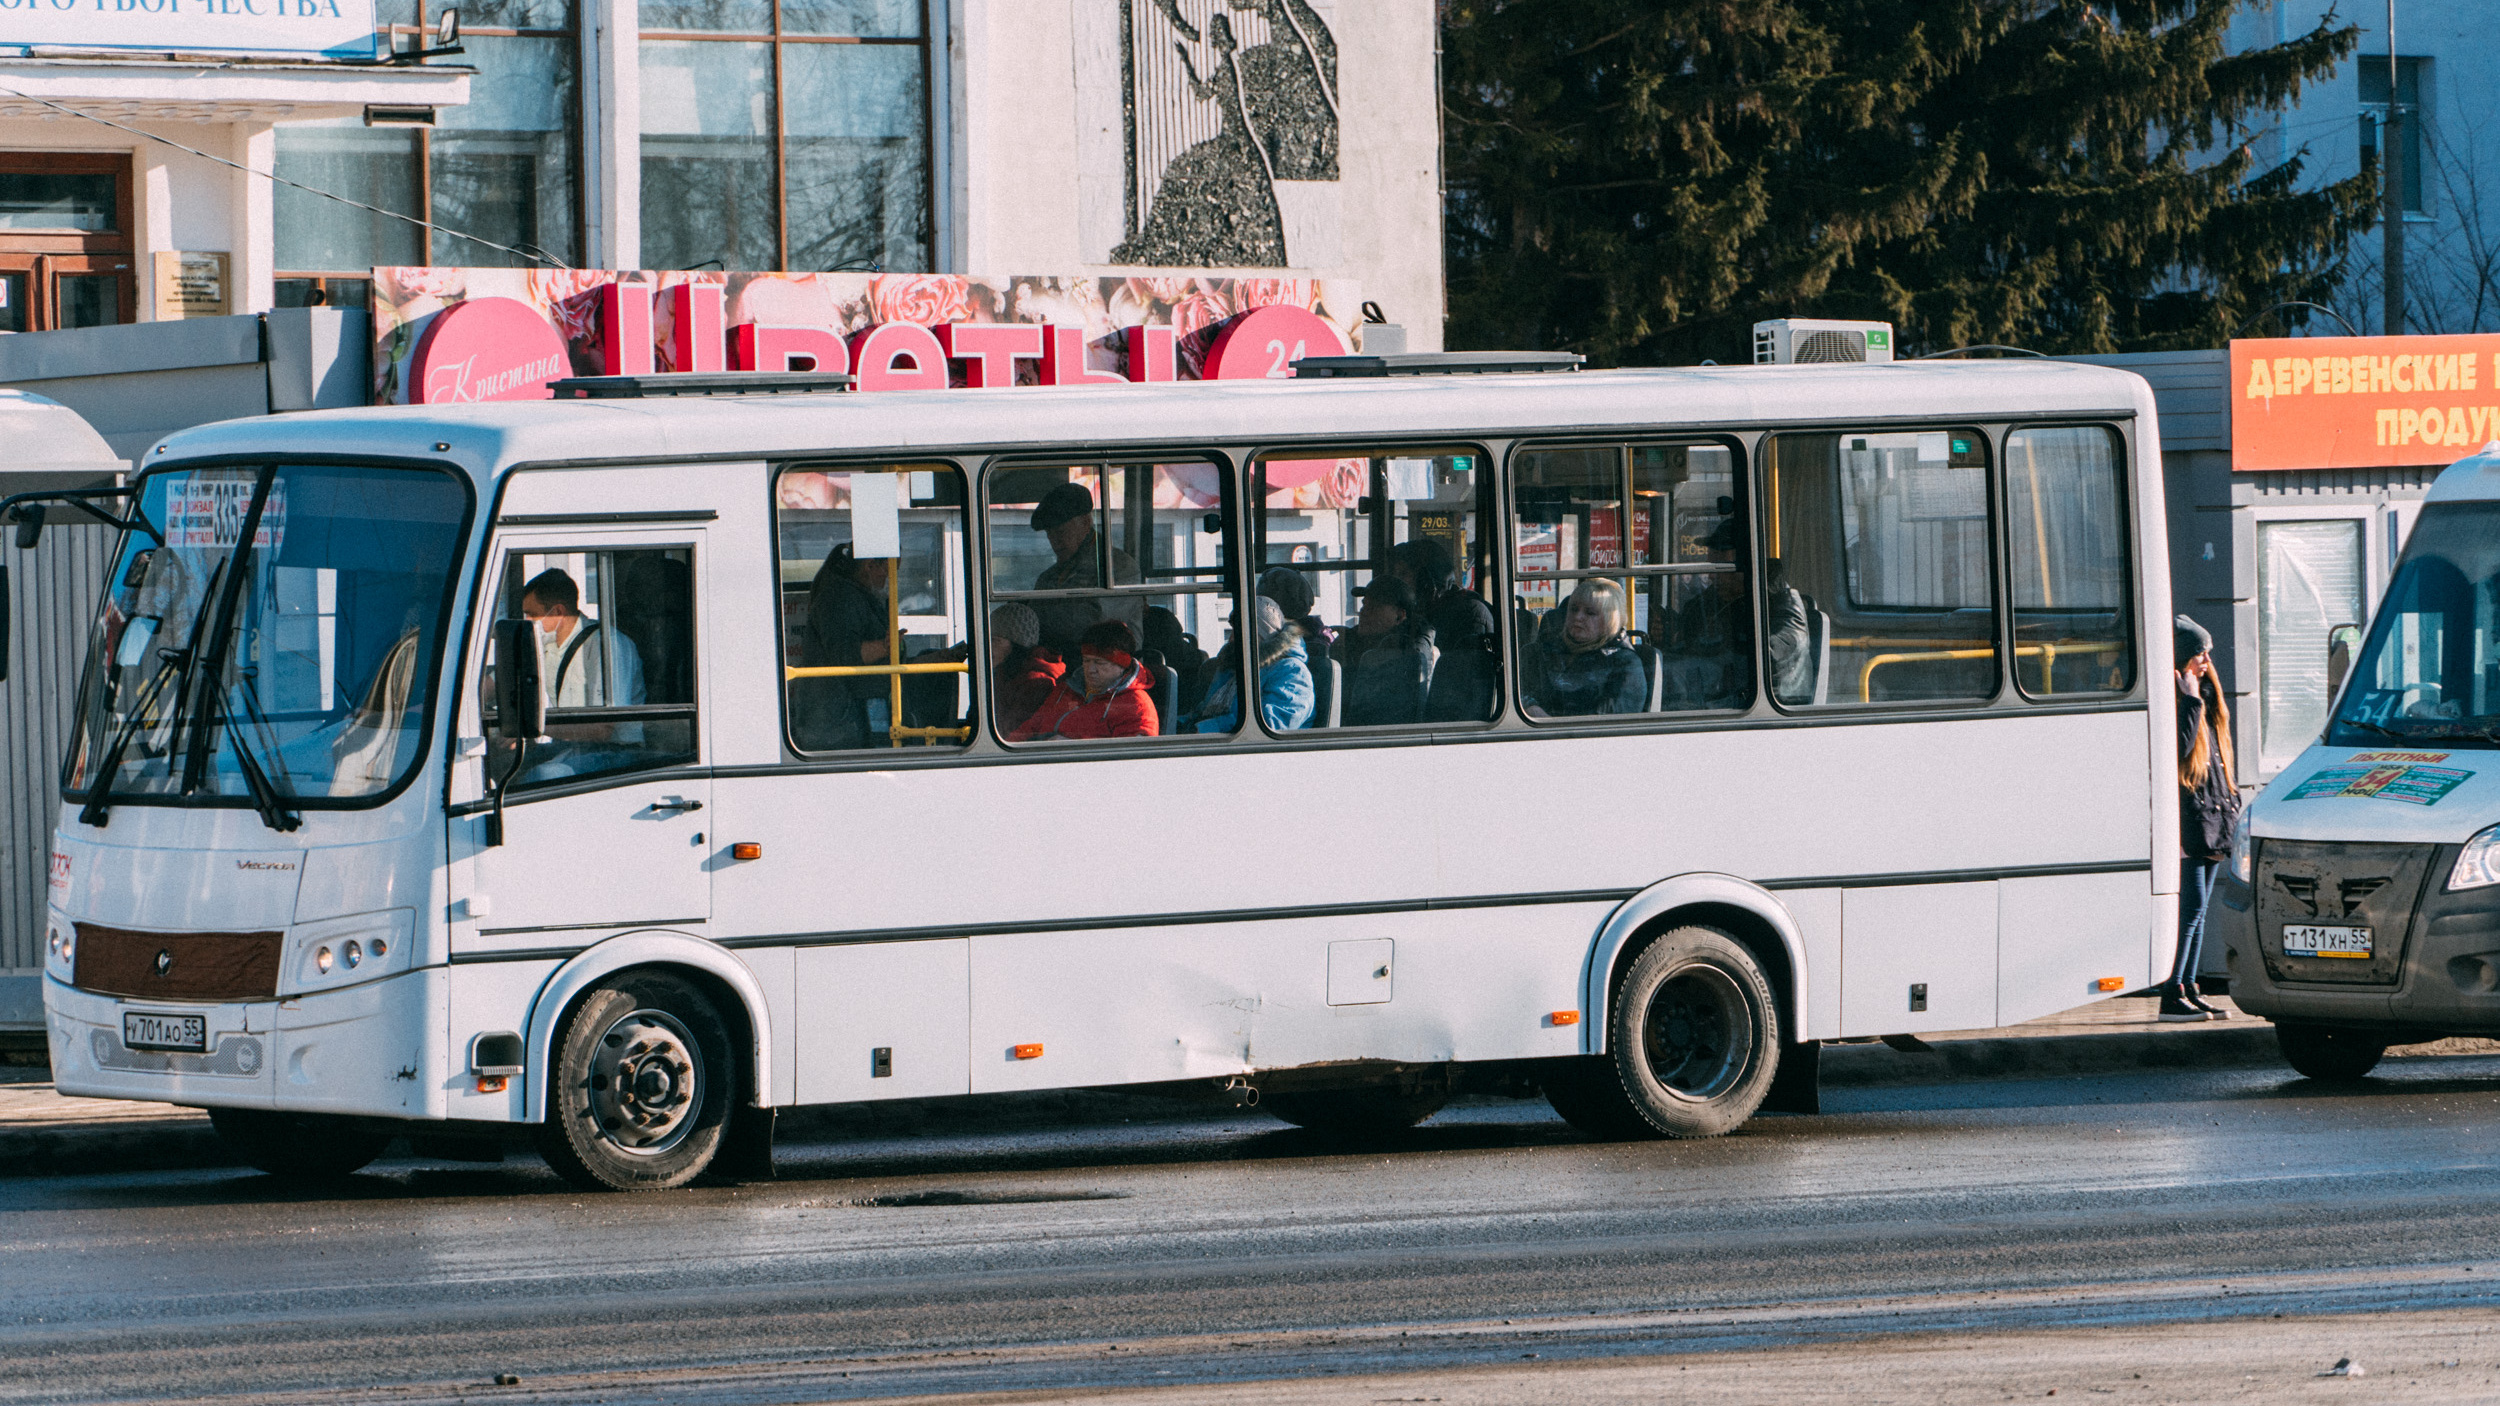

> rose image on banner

[{"left": 372, "top": 269, "right": 1359, "bottom": 404}]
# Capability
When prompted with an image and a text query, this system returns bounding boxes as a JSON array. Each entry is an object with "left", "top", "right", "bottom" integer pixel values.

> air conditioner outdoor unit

[{"left": 1753, "top": 319, "right": 1895, "bottom": 365}]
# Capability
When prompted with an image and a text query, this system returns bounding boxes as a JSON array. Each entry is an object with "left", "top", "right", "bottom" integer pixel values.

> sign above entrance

[
  {"left": 2231, "top": 333, "right": 2500, "bottom": 471},
  {"left": 371, "top": 269, "right": 1361, "bottom": 405},
  {"left": 1, "top": 0, "right": 380, "bottom": 59}
]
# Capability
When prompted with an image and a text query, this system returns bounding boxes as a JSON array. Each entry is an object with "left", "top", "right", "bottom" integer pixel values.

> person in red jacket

[{"left": 1009, "top": 619, "right": 1159, "bottom": 740}]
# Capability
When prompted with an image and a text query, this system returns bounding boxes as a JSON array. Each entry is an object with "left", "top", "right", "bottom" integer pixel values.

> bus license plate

[
  {"left": 2283, "top": 924, "right": 2373, "bottom": 959},
  {"left": 123, "top": 1011, "right": 207, "bottom": 1052}
]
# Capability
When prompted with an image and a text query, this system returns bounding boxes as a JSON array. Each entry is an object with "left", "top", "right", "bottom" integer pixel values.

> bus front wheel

[
  {"left": 2275, "top": 1022, "right": 2388, "bottom": 1082},
  {"left": 210, "top": 1108, "right": 392, "bottom": 1179},
  {"left": 536, "top": 971, "right": 734, "bottom": 1192},
  {"left": 1547, "top": 925, "right": 1780, "bottom": 1140}
]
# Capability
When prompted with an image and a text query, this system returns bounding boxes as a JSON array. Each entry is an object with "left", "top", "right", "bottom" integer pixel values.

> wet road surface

[{"left": 9, "top": 1057, "right": 2500, "bottom": 1404}]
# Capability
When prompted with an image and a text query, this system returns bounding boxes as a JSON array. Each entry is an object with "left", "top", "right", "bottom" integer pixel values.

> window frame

[
  {"left": 1249, "top": 439, "right": 1503, "bottom": 736},
  {"left": 1758, "top": 422, "right": 2008, "bottom": 713},
  {"left": 1503, "top": 434, "right": 1756, "bottom": 724},
  {"left": 769, "top": 456, "right": 977, "bottom": 758},
  {"left": 2001, "top": 420, "right": 2138, "bottom": 703},
  {"left": 978, "top": 449, "right": 1241, "bottom": 748}
]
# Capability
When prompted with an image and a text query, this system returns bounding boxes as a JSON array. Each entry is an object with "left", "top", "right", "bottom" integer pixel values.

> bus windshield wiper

[{"left": 222, "top": 670, "right": 301, "bottom": 833}]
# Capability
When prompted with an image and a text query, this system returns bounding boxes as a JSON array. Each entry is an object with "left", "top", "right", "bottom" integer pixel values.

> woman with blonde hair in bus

[
  {"left": 2166, "top": 615, "right": 2241, "bottom": 1021},
  {"left": 1523, "top": 578, "right": 1647, "bottom": 718}
]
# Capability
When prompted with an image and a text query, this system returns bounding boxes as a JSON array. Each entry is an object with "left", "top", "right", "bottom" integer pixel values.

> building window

[
  {"left": 639, "top": 0, "right": 931, "bottom": 273},
  {"left": 2359, "top": 56, "right": 2425, "bottom": 216},
  {"left": 0, "top": 152, "right": 136, "bottom": 331},
  {"left": 274, "top": 0, "right": 581, "bottom": 300}
]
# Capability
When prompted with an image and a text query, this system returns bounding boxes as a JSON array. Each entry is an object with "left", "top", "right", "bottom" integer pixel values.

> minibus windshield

[
  {"left": 2326, "top": 500, "right": 2500, "bottom": 751},
  {"left": 63, "top": 462, "right": 472, "bottom": 821}
]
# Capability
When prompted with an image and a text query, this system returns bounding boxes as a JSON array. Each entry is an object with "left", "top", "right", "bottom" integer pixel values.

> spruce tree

[{"left": 1443, "top": 0, "right": 2380, "bottom": 363}]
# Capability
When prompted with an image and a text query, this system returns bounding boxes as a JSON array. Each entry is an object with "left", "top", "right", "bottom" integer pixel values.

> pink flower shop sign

[{"left": 371, "top": 270, "right": 1360, "bottom": 405}]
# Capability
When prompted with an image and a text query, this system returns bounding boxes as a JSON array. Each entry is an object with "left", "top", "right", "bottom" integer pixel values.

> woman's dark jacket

[
  {"left": 1335, "top": 628, "right": 1434, "bottom": 727},
  {"left": 1528, "top": 632, "right": 1647, "bottom": 717},
  {"left": 2178, "top": 679, "right": 2241, "bottom": 859}
]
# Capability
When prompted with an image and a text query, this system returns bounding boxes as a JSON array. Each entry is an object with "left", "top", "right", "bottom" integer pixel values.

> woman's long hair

[{"left": 2183, "top": 672, "right": 2235, "bottom": 791}]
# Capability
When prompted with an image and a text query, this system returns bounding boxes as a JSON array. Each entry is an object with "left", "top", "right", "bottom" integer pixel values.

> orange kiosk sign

[{"left": 2230, "top": 333, "right": 2500, "bottom": 471}]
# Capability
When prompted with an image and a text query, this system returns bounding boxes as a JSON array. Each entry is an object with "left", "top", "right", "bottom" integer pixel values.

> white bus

[{"left": 14, "top": 356, "right": 2176, "bottom": 1190}]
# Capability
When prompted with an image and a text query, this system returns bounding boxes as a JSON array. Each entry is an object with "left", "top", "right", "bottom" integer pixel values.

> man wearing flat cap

[{"left": 1029, "top": 480, "right": 1141, "bottom": 655}]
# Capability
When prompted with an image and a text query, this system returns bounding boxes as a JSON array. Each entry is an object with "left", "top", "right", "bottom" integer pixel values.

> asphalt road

[{"left": 10, "top": 1057, "right": 2500, "bottom": 1405}]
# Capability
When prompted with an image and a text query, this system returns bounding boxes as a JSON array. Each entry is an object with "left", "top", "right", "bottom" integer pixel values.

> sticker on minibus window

[{"left": 2351, "top": 750, "right": 2452, "bottom": 764}]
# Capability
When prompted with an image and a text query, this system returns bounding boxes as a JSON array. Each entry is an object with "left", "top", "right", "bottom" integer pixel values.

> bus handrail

[{"left": 1857, "top": 640, "right": 2125, "bottom": 702}]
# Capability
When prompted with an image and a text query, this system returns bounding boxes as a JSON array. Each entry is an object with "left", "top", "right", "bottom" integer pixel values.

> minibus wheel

[
  {"left": 2274, "top": 1022, "right": 2388, "bottom": 1082},
  {"left": 536, "top": 971, "right": 733, "bottom": 1191},
  {"left": 1263, "top": 1086, "right": 1449, "bottom": 1136},
  {"left": 208, "top": 1108, "right": 391, "bottom": 1179},
  {"left": 1610, "top": 925, "right": 1779, "bottom": 1137}
]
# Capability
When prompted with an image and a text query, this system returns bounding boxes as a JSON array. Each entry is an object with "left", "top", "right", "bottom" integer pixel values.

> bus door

[{"left": 449, "top": 528, "right": 712, "bottom": 944}]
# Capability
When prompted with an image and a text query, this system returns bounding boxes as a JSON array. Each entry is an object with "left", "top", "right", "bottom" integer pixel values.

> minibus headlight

[
  {"left": 2229, "top": 809, "right": 2254, "bottom": 884},
  {"left": 2450, "top": 824, "right": 2500, "bottom": 892},
  {"left": 315, "top": 945, "right": 334, "bottom": 974}
]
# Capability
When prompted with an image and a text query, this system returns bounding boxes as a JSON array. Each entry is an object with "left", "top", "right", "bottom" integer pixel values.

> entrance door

[
  {"left": 0, "top": 155, "right": 136, "bottom": 329},
  {"left": 450, "top": 532, "right": 711, "bottom": 944}
]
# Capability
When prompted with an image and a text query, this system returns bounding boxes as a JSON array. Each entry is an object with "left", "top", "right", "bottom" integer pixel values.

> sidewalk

[{"left": 4, "top": 998, "right": 2493, "bottom": 1178}]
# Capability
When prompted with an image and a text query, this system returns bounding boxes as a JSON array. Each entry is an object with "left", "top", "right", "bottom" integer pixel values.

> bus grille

[{"left": 73, "top": 924, "right": 284, "bottom": 1003}]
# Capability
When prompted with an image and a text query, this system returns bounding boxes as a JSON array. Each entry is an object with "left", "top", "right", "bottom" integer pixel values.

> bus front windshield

[
  {"left": 2327, "top": 501, "right": 2500, "bottom": 751},
  {"left": 65, "top": 463, "right": 472, "bottom": 823}
]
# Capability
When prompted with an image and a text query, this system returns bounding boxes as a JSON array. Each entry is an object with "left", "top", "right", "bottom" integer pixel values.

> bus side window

[
  {"left": 1762, "top": 429, "right": 1999, "bottom": 707},
  {"left": 1511, "top": 441, "right": 1747, "bottom": 718},
  {"left": 1253, "top": 447, "right": 1497, "bottom": 731},
  {"left": 488, "top": 546, "right": 699, "bottom": 788},
  {"left": 776, "top": 464, "right": 974, "bottom": 754},
  {"left": 984, "top": 459, "right": 1231, "bottom": 742},
  {"left": 2005, "top": 426, "right": 2135, "bottom": 697}
]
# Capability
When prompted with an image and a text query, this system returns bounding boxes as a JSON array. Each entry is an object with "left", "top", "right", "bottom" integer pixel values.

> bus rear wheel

[
  {"left": 1547, "top": 925, "right": 1780, "bottom": 1140},
  {"left": 1263, "top": 1085, "right": 1449, "bottom": 1136},
  {"left": 535, "top": 971, "right": 733, "bottom": 1192},
  {"left": 210, "top": 1108, "right": 392, "bottom": 1179},
  {"left": 2275, "top": 1022, "right": 2388, "bottom": 1082}
]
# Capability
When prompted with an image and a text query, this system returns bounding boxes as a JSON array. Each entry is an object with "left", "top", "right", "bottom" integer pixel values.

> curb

[{"left": 0, "top": 1025, "right": 2328, "bottom": 1180}]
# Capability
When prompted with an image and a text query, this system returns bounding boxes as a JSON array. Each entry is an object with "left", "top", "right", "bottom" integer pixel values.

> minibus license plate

[
  {"left": 123, "top": 1012, "right": 206, "bottom": 1052},
  {"left": 2282, "top": 924, "right": 2372, "bottom": 959}
]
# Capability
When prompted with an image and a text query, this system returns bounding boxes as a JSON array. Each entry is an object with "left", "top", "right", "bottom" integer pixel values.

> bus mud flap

[
  {"left": 1761, "top": 1040, "right": 1821, "bottom": 1116},
  {"left": 709, "top": 1106, "right": 778, "bottom": 1182}
]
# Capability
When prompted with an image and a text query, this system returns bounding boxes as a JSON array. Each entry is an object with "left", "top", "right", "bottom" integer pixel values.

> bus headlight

[
  {"left": 2229, "top": 810, "right": 2253, "bottom": 885},
  {"left": 286, "top": 909, "right": 416, "bottom": 994},
  {"left": 44, "top": 914, "right": 74, "bottom": 980},
  {"left": 2451, "top": 824, "right": 2500, "bottom": 891}
]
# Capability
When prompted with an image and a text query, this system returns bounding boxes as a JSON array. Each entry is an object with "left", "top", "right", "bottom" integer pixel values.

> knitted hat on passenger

[
  {"left": 2174, "top": 614, "right": 2212, "bottom": 665},
  {"left": 990, "top": 602, "right": 1041, "bottom": 650},
  {"left": 1078, "top": 618, "right": 1140, "bottom": 668},
  {"left": 1257, "top": 566, "right": 1316, "bottom": 620}
]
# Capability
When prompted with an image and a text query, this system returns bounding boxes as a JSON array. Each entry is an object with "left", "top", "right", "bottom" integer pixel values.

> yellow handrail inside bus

[
  {"left": 1856, "top": 640, "right": 2125, "bottom": 702},
  {"left": 778, "top": 552, "right": 973, "bottom": 745}
]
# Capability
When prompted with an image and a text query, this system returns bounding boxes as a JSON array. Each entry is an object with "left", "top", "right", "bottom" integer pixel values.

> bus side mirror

[
  {"left": 2326, "top": 623, "right": 2362, "bottom": 697},
  {"left": 12, "top": 504, "right": 41, "bottom": 550},
  {"left": 494, "top": 617, "right": 542, "bottom": 741}
]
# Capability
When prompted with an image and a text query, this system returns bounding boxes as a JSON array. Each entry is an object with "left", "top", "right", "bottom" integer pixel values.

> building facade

[{"left": 2, "top": 1, "right": 1444, "bottom": 345}]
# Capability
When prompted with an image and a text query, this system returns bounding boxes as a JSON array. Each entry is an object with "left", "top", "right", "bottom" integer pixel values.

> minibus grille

[
  {"left": 73, "top": 924, "right": 284, "bottom": 1003},
  {"left": 2252, "top": 839, "right": 2435, "bottom": 987}
]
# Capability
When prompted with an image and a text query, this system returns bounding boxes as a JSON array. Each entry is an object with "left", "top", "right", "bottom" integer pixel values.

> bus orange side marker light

[
  {"left": 2096, "top": 977, "right": 2126, "bottom": 993},
  {"left": 732, "top": 843, "right": 763, "bottom": 861},
  {"left": 1012, "top": 1043, "right": 1044, "bottom": 1060},
  {"left": 1548, "top": 1011, "right": 1580, "bottom": 1027},
  {"left": 476, "top": 1075, "right": 509, "bottom": 1094}
]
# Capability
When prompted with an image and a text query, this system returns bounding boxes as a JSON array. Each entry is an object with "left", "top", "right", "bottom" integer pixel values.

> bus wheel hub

[{"left": 588, "top": 1009, "right": 705, "bottom": 1153}]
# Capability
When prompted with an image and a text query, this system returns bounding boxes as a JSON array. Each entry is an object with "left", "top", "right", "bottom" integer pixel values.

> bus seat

[
  {"left": 1154, "top": 664, "right": 1180, "bottom": 735},
  {"left": 1637, "top": 642, "right": 1664, "bottom": 712},
  {"left": 1314, "top": 655, "right": 1342, "bottom": 728},
  {"left": 1808, "top": 605, "right": 1832, "bottom": 705}
]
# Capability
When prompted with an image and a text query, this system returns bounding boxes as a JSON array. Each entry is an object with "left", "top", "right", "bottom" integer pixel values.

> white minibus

[
  {"left": 12, "top": 356, "right": 2177, "bottom": 1189},
  {"left": 2221, "top": 443, "right": 2500, "bottom": 1077}
]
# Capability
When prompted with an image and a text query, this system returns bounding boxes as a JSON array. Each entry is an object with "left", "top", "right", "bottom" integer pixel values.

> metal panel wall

[{"left": 2, "top": 519, "right": 111, "bottom": 1025}]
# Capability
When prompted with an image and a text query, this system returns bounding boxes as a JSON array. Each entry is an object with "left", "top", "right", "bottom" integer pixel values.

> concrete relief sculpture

[{"left": 1110, "top": 0, "right": 1339, "bottom": 269}]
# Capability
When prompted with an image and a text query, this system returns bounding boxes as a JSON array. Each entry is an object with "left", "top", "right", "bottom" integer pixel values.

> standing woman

[{"left": 2167, "top": 615, "right": 2241, "bottom": 1020}]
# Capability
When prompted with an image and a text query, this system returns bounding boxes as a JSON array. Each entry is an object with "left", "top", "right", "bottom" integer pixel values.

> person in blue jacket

[
  {"left": 1523, "top": 579, "right": 1647, "bottom": 718},
  {"left": 1186, "top": 596, "right": 1315, "bottom": 733}
]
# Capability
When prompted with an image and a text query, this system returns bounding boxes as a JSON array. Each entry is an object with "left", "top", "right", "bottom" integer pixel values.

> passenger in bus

[
  {"left": 1186, "top": 596, "right": 1315, "bottom": 734},
  {"left": 1010, "top": 619, "right": 1159, "bottom": 740},
  {"left": 1386, "top": 539, "right": 1500, "bottom": 722},
  {"left": 1521, "top": 579, "right": 1647, "bottom": 718},
  {"left": 1660, "top": 519, "right": 1754, "bottom": 708},
  {"left": 1257, "top": 566, "right": 1329, "bottom": 662},
  {"left": 1030, "top": 482, "right": 1141, "bottom": 654},
  {"left": 1141, "top": 604, "right": 1211, "bottom": 717},
  {"left": 1335, "top": 575, "right": 1435, "bottom": 726},
  {"left": 522, "top": 569, "right": 644, "bottom": 711},
  {"left": 988, "top": 602, "right": 1064, "bottom": 737},
  {"left": 792, "top": 543, "right": 890, "bottom": 750}
]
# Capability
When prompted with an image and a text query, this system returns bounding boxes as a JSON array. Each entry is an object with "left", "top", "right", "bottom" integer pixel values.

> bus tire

[
  {"left": 1610, "top": 925, "right": 1780, "bottom": 1138},
  {"left": 1263, "top": 1086, "right": 1449, "bottom": 1135},
  {"left": 2275, "top": 1022, "right": 2387, "bottom": 1082},
  {"left": 209, "top": 1108, "right": 391, "bottom": 1179},
  {"left": 535, "top": 971, "right": 733, "bottom": 1192}
]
